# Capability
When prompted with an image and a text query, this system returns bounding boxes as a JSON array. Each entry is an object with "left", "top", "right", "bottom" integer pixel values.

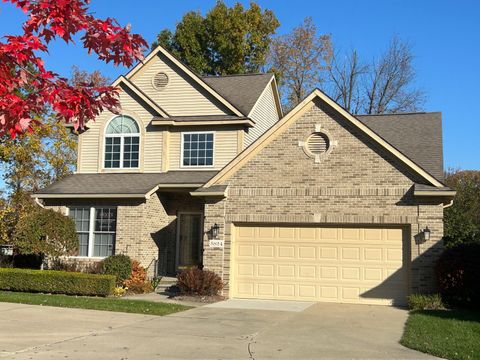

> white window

[
  {"left": 181, "top": 132, "right": 214, "bottom": 167},
  {"left": 69, "top": 207, "right": 117, "bottom": 258},
  {"left": 104, "top": 115, "right": 140, "bottom": 169}
]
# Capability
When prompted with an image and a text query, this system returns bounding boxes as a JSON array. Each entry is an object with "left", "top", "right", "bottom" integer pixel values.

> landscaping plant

[
  {"left": 12, "top": 207, "right": 78, "bottom": 260},
  {"left": 177, "top": 268, "right": 223, "bottom": 296},
  {"left": 436, "top": 242, "right": 480, "bottom": 307},
  {"left": 123, "top": 260, "right": 153, "bottom": 294},
  {"left": 407, "top": 294, "right": 444, "bottom": 311},
  {"left": 0, "top": 268, "right": 115, "bottom": 296},
  {"left": 102, "top": 254, "right": 132, "bottom": 286}
]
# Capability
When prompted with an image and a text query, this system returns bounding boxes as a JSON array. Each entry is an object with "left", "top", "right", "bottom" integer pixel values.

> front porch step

[{"left": 158, "top": 276, "right": 177, "bottom": 284}]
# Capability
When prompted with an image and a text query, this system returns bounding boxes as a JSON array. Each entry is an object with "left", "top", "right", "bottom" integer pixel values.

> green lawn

[
  {"left": 0, "top": 291, "right": 191, "bottom": 316},
  {"left": 401, "top": 309, "right": 480, "bottom": 360}
]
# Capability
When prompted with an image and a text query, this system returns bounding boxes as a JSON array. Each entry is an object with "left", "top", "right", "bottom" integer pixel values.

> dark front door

[{"left": 176, "top": 213, "right": 203, "bottom": 270}]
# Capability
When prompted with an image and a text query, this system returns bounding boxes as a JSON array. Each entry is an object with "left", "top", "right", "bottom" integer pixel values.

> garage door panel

[
  {"left": 233, "top": 225, "right": 407, "bottom": 305},
  {"left": 258, "top": 245, "right": 274, "bottom": 257},
  {"left": 278, "top": 245, "right": 295, "bottom": 258}
]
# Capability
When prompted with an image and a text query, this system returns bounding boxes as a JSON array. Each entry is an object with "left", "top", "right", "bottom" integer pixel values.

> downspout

[
  {"left": 33, "top": 196, "right": 45, "bottom": 209},
  {"left": 443, "top": 199, "right": 454, "bottom": 209}
]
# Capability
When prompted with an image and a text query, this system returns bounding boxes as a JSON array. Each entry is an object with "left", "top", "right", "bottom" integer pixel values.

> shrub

[
  {"left": 102, "top": 254, "right": 132, "bottom": 285},
  {"left": 0, "top": 268, "right": 115, "bottom": 296},
  {"left": 112, "top": 286, "right": 127, "bottom": 297},
  {"left": 151, "top": 276, "right": 162, "bottom": 291},
  {"left": 12, "top": 208, "right": 78, "bottom": 257},
  {"left": 124, "top": 260, "right": 153, "bottom": 294},
  {"left": 177, "top": 268, "right": 223, "bottom": 296},
  {"left": 436, "top": 242, "right": 480, "bottom": 307},
  {"left": 407, "top": 294, "right": 444, "bottom": 311}
]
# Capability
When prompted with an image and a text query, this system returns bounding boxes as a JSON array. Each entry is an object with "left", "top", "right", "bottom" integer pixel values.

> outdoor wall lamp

[
  {"left": 211, "top": 223, "right": 220, "bottom": 239},
  {"left": 423, "top": 226, "right": 431, "bottom": 241}
]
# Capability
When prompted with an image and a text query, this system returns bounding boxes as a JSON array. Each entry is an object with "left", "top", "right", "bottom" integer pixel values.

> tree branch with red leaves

[{"left": 0, "top": 0, "right": 147, "bottom": 138}]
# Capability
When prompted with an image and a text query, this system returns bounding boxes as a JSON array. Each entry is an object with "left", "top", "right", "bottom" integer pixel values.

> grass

[
  {"left": 0, "top": 290, "right": 191, "bottom": 316},
  {"left": 401, "top": 309, "right": 480, "bottom": 360}
]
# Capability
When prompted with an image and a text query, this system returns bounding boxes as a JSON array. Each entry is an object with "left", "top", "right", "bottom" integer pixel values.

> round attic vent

[
  {"left": 306, "top": 132, "right": 330, "bottom": 156},
  {"left": 152, "top": 72, "right": 169, "bottom": 90}
]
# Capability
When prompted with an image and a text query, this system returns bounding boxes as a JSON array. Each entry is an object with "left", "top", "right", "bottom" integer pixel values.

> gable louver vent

[
  {"left": 152, "top": 72, "right": 169, "bottom": 90},
  {"left": 307, "top": 133, "right": 330, "bottom": 155}
]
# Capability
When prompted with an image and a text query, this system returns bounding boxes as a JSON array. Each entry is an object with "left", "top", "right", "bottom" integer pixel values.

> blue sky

[{"left": 0, "top": 0, "right": 478, "bottom": 170}]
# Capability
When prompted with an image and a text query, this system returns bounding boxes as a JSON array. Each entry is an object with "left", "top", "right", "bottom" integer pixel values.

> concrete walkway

[{"left": 0, "top": 301, "right": 437, "bottom": 359}]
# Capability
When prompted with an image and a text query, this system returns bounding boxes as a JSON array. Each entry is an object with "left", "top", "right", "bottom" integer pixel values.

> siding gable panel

[
  {"left": 130, "top": 53, "right": 232, "bottom": 116},
  {"left": 245, "top": 82, "right": 279, "bottom": 147}
]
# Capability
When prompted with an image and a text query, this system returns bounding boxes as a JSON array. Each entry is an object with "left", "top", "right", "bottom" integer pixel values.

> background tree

[
  {"left": 268, "top": 17, "right": 332, "bottom": 109},
  {"left": 0, "top": 0, "right": 147, "bottom": 137},
  {"left": 443, "top": 170, "right": 480, "bottom": 248},
  {"left": 152, "top": 1, "right": 279, "bottom": 75},
  {"left": 327, "top": 36, "right": 425, "bottom": 114},
  {"left": 327, "top": 49, "right": 368, "bottom": 113},
  {"left": 0, "top": 67, "right": 108, "bottom": 194}
]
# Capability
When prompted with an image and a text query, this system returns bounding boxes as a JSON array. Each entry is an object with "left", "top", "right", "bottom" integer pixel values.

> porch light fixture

[
  {"left": 423, "top": 227, "right": 431, "bottom": 241},
  {"left": 211, "top": 223, "right": 220, "bottom": 239}
]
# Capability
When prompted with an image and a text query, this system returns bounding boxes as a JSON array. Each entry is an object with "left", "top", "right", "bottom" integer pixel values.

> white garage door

[{"left": 232, "top": 225, "right": 407, "bottom": 305}]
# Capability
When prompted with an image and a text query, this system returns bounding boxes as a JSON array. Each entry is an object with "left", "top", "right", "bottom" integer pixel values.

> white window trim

[
  {"left": 180, "top": 131, "right": 215, "bottom": 169},
  {"left": 103, "top": 115, "right": 141, "bottom": 170},
  {"left": 68, "top": 206, "right": 117, "bottom": 259}
]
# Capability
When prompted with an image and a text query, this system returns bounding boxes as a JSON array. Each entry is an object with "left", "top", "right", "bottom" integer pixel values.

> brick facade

[
  {"left": 202, "top": 99, "right": 445, "bottom": 296},
  {"left": 45, "top": 192, "right": 204, "bottom": 278}
]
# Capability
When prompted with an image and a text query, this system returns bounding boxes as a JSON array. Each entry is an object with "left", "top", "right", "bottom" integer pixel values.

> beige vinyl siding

[
  {"left": 130, "top": 53, "right": 231, "bottom": 116},
  {"left": 77, "top": 86, "right": 163, "bottom": 173},
  {"left": 244, "top": 82, "right": 279, "bottom": 147},
  {"left": 168, "top": 127, "right": 239, "bottom": 171}
]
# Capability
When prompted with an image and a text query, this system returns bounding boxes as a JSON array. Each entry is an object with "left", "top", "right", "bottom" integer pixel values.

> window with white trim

[
  {"left": 182, "top": 132, "right": 214, "bottom": 166},
  {"left": 104, "top": 115, "right": 140, "bottom": 169},
  {"left": 69, "top": 207, "right": 117, "bottom": 257}
]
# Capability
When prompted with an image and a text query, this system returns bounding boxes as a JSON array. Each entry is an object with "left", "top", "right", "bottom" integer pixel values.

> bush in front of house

[
  {"left": 0, "top": 268, "right": 115, "bottom": 296},
  {"left": 123, "top": 260, "right": 153, "bottom": 294},
  {"left": 177, "top": 268, "right": 223, "bottom": 296},
  {"left": 436, "top": 242, "right": 480, "bottom": 307},
  {"left": 12, "top": 207, "right": 78, "bottom": 259},
  {"left": 102, "top": 254, "right": 132, "bottom": 285},
  {"left": 407, "top": 294, "right": 444, "bottom": 311}
]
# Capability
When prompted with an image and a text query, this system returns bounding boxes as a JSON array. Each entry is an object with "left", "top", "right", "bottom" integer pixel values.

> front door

[{"left": 176, "top": 213, "right": 203, "bottom": 270}]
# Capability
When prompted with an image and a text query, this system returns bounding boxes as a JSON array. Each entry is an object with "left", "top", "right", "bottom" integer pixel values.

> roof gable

[
  {"left": 204, "top": 89, "right": 445, "bottom": 188},
  {"left": 126, "top": 46, "right": 244, "bottom": 117}
]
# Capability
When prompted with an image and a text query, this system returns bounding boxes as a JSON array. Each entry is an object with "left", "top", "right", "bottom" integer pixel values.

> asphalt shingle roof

[
  {"left": 35, "top": 171, "right": 218, "bottom": 196},
  {"left": 357, "top": 112, "right": 444, "bottom": 181},
  {"left": 202, "top": 73, "right": 273, "bottom": 115}
]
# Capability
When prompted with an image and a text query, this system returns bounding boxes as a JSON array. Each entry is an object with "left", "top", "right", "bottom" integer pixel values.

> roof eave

[{"left": 150, "top": 119, "right": 255, "bottom": 127}]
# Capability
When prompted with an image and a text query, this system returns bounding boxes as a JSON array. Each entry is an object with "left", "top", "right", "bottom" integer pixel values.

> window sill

[{"left": 61, "top": 256, "right": 107, "bottom": 260}]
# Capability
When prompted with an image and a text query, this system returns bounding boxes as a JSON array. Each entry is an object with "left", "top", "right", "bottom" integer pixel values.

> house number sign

[{"left": 209, "top": 240, "right": 224, "bottom": 248}]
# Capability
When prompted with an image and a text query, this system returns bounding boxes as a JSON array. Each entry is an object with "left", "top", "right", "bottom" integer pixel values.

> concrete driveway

[{"left": 0, "top": 300, "right": 436, "bottom": 359}]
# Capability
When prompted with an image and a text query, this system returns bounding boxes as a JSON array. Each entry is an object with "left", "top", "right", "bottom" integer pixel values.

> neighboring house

[{"left": 33, "top": 45, "right": 455, "bottom": 306}]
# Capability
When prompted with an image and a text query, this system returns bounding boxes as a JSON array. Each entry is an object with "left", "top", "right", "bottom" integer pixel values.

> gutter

[{"left": 413, "top": 190, "right": 457, "bottom": 197}]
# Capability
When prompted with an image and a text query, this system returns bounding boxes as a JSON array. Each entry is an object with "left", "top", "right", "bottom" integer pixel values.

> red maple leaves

[{"left": 0, "top": 0, "right": 148, "bottom": 137}]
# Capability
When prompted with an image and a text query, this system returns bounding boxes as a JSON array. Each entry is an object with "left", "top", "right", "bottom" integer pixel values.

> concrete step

[{"left": 159, "top": 276, "right": 177, "bottom": 284}]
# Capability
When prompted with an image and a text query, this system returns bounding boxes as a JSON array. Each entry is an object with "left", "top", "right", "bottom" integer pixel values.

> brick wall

[
  {"left": 45, "top": 192, "right": 205, "bottom": 278},
  {"left": 203, "top": 99, "right": 445, "bottom": 296}
]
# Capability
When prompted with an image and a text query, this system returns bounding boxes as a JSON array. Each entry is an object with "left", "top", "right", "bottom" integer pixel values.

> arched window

[{"left": 104, "top": 115, "right": 140, "bottom": 168}]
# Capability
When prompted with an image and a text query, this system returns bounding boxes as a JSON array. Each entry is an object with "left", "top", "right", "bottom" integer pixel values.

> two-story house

[{"left": 34, "top": 45, "right": 455, "bottom": 306}]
